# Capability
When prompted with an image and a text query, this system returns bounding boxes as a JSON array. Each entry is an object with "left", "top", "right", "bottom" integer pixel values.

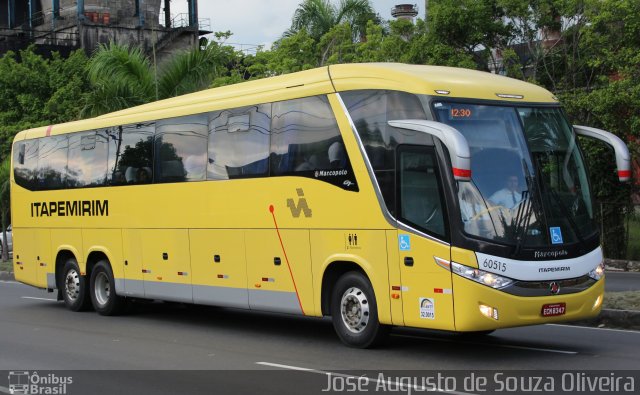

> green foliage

[
  {"left": 0, "top": 46, "right": 89, "bottom": 159},
  {"left": 83, "top": 40, "right": 237, "bottom": 117},
  {"left": 286, "top": 0, "right": 377, "bottom": 41}
]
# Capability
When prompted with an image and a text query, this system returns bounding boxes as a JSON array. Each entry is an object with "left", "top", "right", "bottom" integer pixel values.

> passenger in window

[
  {"left": 125, "top": 167, "right": 138, "bottom": 183},
  {"left": 295, "top": 154, "right": 319, "bottom": 171},
  {"left": 489, "top": 175, "right": 522, "bottom": 209},
  {"left": 328, "top": 142, "right": 346, "bottom": 168},
  {"left": 112, "top": 171, "right": 126, "bottom": 185},
  {"left": 137, "top": 167, "right": 151, "bottom": 184}
]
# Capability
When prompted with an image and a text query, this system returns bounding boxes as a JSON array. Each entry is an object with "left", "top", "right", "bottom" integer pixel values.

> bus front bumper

[{"left": 452, "top": 275, "right": 604, "bottom": 332}]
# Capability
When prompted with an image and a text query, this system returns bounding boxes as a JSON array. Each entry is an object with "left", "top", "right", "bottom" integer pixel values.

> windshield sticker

[
  {"left": 419, "top": 298, "right": 435, "bottom": 319},
  {"left": 399, "top": 234, "right": 411, "bottom": 251},
  {"left": 550, "top": 227, "right": 563, "bottom": 244}
]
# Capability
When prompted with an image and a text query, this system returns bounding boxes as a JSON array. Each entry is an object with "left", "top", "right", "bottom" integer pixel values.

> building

[
  {"left": 0, "top": 1, "right": 211, "bottom": 61},
  {"left": 391, "top": 4, "right": 419, "bottom": 23}
]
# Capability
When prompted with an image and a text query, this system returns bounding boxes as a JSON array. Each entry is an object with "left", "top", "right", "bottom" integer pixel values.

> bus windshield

[{"left": 433, "top": 102, "right": 596, "bottom": 247}]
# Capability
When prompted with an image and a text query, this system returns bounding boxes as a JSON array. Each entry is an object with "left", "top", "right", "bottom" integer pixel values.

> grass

[
  {"left": 627, "top": 211, "right": 640, "bottom": 261},
  {"left": 0, "top": 258, "right": 12, "bottom": 272},
  {"left": 604, "top": 291, "right": 640, "bottom": 311}
]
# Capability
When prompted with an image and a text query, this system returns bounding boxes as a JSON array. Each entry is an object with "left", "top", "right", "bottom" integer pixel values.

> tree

[
  {"left": 0, "top": 157, "right": 10, "bottom": 262},
  {"left": 286, "top": 0, "right": 378, "bottom": 41},
  {"left": 83, "top": 39, "right": 236, "bottom": 117},
  {"left": 0, "top": 47, "right": 89, "bottom": 158}
]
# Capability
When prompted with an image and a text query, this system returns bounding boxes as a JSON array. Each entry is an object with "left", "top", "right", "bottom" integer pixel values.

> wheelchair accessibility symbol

[
  {"left": 399, "top": 234, "right": 411, "bottom": 251},
  {"left": 550, "top": 227, "right": 563, "bottom": 245}
]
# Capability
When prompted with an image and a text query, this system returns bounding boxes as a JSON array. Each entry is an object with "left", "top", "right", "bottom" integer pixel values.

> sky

[{"left": 170, "top": 0, "right": 426, "bottom": 50}]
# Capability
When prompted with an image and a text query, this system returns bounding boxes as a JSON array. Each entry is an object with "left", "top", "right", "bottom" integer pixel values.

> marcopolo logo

[{"left": 7, "top": 371, "right": 73, "bottom": 394}]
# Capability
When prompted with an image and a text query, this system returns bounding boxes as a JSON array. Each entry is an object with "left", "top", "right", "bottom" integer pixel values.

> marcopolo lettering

[{"left": 31, "top": 200, "right": 109, "bottom": 217}]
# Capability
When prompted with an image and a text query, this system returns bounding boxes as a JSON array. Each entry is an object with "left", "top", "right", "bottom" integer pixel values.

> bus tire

[
  {"left": 90, "top": 260, "right": 125, "bottom": 316},
  {"left": 330, "top": 271, "right": 389, "bottom": 348},
  {"left": 61, "top": 258, "right": 91, "bottom": 312}
]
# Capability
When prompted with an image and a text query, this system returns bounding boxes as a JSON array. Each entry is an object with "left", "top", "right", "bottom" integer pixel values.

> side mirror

[
  {"left": 574, "top": 125, "right": 631, "bottom": 182},
  {"left": 388, "top": 120, "right": 471, "bottom": 182}
]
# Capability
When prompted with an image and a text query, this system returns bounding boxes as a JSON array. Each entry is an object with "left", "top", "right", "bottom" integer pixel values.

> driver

[{"left": 489, "top": 175, "right": 522, "bottom": 209}]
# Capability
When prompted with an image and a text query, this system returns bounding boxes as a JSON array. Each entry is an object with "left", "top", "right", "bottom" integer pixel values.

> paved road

[
  {"left": 0, "top": 281, "right": 639, "bottom": 395},
  {"left": 605, "top": 271, "right": 640, "bottom": 292}
]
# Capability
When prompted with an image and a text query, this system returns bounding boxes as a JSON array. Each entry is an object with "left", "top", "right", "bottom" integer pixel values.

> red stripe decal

[
  {"left": 46, "top": 125, "right": 53, "bottom": 136},
  {"left": 269, "top": 204, "right": 305, "bottom": 315},
  {"left": 434, "top": 288, "right": 444, "bottom": 294},
  {"left": 618, "top": 170, "right": 631, "bottom": 178},
  {"left": 453, "top": 168, "right": 471, "bottom": 178}
]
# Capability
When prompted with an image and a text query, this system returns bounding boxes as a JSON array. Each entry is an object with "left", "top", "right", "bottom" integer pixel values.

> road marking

[
  {"left": 392, "top": 334, "right": 578, "bottom": 355},
  {"left": 547, "top": 323, "right": 640, "bottom": 334},
  {"left": 21, "top": 296, "right": 56, "bottom": 302},
  {"left": 0, "top": 280, "right": 19, "bottom": 284},
  {"left": 256, "top": 362, "right": 477, "bottom": 395},
  {"left": 0, "top": 385, "right": 12, "bottom": 394}
]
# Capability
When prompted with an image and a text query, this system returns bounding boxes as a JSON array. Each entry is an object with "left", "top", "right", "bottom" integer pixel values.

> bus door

[{"left": 395, "top": 146, "right": 455, "bottom": 329}]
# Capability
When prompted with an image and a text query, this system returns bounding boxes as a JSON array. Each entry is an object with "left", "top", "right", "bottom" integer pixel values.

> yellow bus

[{"left": 11, "top": 63, "right": 630, "bottom": 348}]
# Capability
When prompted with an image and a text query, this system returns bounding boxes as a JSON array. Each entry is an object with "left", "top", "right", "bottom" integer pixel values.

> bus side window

[
  {"left": 37, "top": 135, "right": 68, "bottom": 190},
  {"left": 270, "top": 95, "right": 343, "bottom": 175},
  {"left": 67, "top": 130, "right": 109, "bottom": 188},
  {"left": 155, "top": 114, "right": 208, "bottom": 183},
  {"left": 207, "top": 104, "right": 271, "bottom": 180},
  {"left": 398, "top": 146, "right": 448, "bottom": 240},
  {"left": 108, "top": 123, "right": 154, "bottom": 185},
  {"left": 13, "top": 140, "right": 38, "bottom": 190}
]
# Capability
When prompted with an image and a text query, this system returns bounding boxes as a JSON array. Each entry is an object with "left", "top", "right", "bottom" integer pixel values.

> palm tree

[
  {"left": 286, "top": 0, "right": 378, "bottom": 41},
  {"left": 83, "top": 41, "right": 232, "bottom": 117}
]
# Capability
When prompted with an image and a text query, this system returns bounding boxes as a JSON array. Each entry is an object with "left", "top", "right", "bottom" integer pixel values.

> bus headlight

[
  {"left": 451, "top": 262, "right": 514, "bottom": 289},
  {"left": 588, "top": 262, "right": 605, "bottom": 281}
]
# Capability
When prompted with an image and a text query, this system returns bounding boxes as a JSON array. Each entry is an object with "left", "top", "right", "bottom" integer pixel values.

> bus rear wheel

[
  {"left": 330, "top": 271, "right": 389, "bottom": 348},
  {"left": 61, "top": 258, "right": 91, "bottom": 312},
  {"left": 90, "top": 260, "right": 125, "bottom": 316}
]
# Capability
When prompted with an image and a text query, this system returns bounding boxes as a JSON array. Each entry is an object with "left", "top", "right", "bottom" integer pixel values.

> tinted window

[
  {"left": 155, "top": 115, "right": 208, "bottom": 183},
  {"left": 107, "top": 123, "right": 154, "bottom": 185},
  {"left": 208, "top": 104, "right": 271, "bottom": 179},
  {"left": 398, "top": 146, "right": 447, "bottom": 240},
  {"left": 38, "top": 135, "right": 68, "bottom": 190},
  {"left": 67, "top": 130, "right": 109, "bottom": 187},
  {"left": 271, "top": 96, "right": 343, "bottom": 174},
  {"left": 13, "top": 139, "right": 39, "bottom": 189},
  {"left": 342, "top": 90, "right": 428, "bottom": 214}
]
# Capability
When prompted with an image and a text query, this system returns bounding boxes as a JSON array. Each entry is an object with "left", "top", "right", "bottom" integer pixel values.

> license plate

[{"left": 541, "top": 303, "right": 566, "bottom": 317}]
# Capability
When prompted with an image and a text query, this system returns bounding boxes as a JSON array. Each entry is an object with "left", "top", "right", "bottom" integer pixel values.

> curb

[
  {"left": 0, "top": 271, "right": 15, "bottom": 281},
  {"left": 571, "top": 309, "right": 640, "bottom": 331},
  {"left": 605, "top": 258, "right": 640, "bottom": 272}
]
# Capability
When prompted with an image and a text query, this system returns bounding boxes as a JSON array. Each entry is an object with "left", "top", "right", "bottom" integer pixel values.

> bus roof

[{"left": 14, "top": 63, "right": 557, "bottom": 141}]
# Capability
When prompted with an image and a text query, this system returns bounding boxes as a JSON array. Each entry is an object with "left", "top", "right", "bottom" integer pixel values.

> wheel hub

[
  {"left": 340, "top": 286, "right": 370, "bottom": 333},
  {"left": 94, "top": 271, "right": 111, "bottom": 307},
  {"left": 65, "top": 269, "right": 80, "bottom": 301}
]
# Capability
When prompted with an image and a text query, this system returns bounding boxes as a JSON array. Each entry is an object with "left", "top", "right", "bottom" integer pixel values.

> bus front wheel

[
  {"left": 330, "top": 271, "right": 389, "bottom": 348},
  {"left": 90, "top": 260, "right": 125, "bottom": 316},
  {"left": 61, "top": 258, "right": 91, "bottom": 312}
]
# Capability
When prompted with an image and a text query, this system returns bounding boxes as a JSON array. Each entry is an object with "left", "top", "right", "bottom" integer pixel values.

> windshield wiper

[{"left": 513, "top": 160, "right": 534, "bottom": 256}]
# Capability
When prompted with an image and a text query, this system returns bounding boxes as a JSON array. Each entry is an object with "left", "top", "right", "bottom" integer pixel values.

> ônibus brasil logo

[{"left": 7, "top": 371, "right": 73, "bottom": 394}]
